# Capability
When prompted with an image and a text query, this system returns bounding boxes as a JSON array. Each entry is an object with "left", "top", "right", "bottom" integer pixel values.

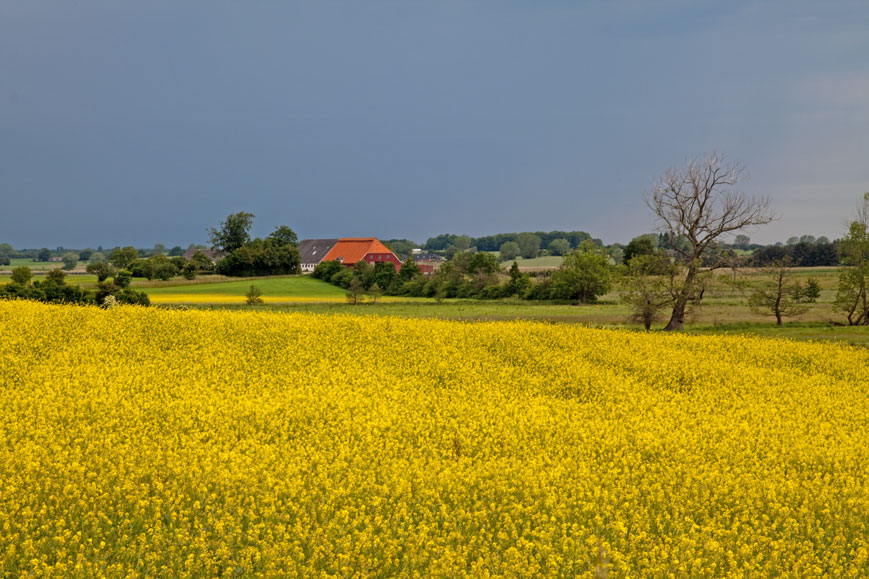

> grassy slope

[{"left": 145, "top": 275, "right": 353, "bottom": 303}]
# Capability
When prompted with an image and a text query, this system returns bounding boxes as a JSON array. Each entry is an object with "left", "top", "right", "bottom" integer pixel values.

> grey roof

[{"left": 298, "top": 238, "right": 339, "bottom": 264}]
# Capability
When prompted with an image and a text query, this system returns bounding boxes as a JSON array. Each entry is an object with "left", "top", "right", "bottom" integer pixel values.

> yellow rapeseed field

[{"left": 1, "top": 301, "right": 867, "bottom": 577}]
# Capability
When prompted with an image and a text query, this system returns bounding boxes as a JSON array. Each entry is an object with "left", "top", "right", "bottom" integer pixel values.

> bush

[{"left": 246, "top": 284, "right": 263, "bottom": 305}]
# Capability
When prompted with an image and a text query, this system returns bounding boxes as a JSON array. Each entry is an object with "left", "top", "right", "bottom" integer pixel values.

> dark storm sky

[{"left": 1, "top": 1, "right": 868, "bottom": 248}]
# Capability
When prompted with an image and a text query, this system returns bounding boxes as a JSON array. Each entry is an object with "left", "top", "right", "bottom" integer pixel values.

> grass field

[
  {"left": 144, "top": 275, "right": 366, "bottom": 304},
  {"left": 2, "top": 301, "right": 866, "bottom": 576},
  {"left": 1, "top": 257, "right": 86, "bottom": 272}
]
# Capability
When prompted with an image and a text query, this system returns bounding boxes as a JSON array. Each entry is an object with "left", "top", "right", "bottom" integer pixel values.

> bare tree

[{"left": 645, "top": 153, "right": 776, "bottom": 330}]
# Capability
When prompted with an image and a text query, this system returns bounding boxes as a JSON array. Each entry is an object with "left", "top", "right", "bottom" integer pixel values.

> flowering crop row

[{"left": 0, "top": 301, "right": 866, "bottom": 577}]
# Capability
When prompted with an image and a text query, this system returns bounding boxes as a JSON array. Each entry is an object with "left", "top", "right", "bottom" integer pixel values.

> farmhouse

[
  {"left": 182, "top": 248, "right": 224, "bottom": 265},
  {"left": 321, "top": 238, "right": 403, "bottom": 270},
  {"left": 298, "top": 239, "right": 339, "bottom": 273}
]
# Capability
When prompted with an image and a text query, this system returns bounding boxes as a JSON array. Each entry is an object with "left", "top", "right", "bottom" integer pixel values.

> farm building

[
  {"left": 182, "top": 248, "right": 224, "bottom": 265},
  {"left": 298, "top": 239, "right": 339, "bottom": 273},
  {"left": 321, "top": 238, "right": 403, "bottom": 271}
]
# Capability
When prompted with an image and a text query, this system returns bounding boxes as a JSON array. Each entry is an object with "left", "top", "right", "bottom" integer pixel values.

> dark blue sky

[{"left": 1, "top": 1, "right": 867, "bottom": 248}]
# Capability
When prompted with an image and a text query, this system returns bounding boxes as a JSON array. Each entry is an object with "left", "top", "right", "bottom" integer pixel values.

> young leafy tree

[
  {"left": 86, "top": 261, "right": 116, "bottom": 282},
  {"left": 62, "top": 252, "right": 79, "bottom": 270},
  {"left": 368, "top": 282, "right": 383, "bottom": 304},
  {"left": 10, "top": 266, "right": 32, "bottom": 286},
  {"left": 346, "top": 276, "right": 363, "bottom": 304},
  {"left": 618, "top": 254, "right": 674, "bottom": 330},
  {"left": 550, "top": 241, "right": 612, "bottom": 303},
  {"left": 109, "top": 246, "right": 139, "bottom": 269},
  {"left": 245, "top": 284, "right": 264, "bottom": 305},
  {"left": 834, "top": 193, "right": 869, "bottom": 325},
  {"left": 645, "top": 153, "right": 776, "bottom": 330},
  {"left": 748, "top": 258, "right": 809, "bottom": 325},
  {"left": 499, "top": 241, "right": 520, "bottom": 261},
  {"left": 267, "top": 225, "right": 298, "bottom": 247},
  {"left": 209, "top": 211, "right": 255, "bottom": 253},
  {"left": 547, "top": 238, "right": 571, "bottom": 256}
]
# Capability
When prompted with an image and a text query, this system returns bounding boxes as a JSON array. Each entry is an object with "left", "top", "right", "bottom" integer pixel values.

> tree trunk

[
  {"left": 664, "top": 297, "right": 687, "bottom": 331},
  {"left": 776, "top": 313, "right": 782, "bottom": 325}
]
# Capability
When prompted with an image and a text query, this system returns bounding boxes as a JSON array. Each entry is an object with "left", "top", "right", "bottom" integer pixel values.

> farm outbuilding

[{"left": 321, "top": 238, "right": 403, "bottom": 271}]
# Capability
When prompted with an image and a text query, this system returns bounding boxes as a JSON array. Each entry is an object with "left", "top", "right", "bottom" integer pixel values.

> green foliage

[
  {"left": 399, "top": 256, "right": 422, "bottom": 281},
  {"left": 245, "top": 284, "right": 264, "bottom": 305},
  {"left": 78, "top": 249, "right": 93, "bottom": 262},
  {"left": 95, "top": 281, "right": 149, "bottom": 306},
  {"left": 330, "top": 268, "right": 355, "bottom": 289},
  {"left": 115, "top": 269, "right": 133, "bottom": 288},
  {"left": 109, "top": 246, "right": 139, "bottom": 269},
  {"left": 623, "top": 236, "right": 656, "bottom": 264},
  {"left": 618, "top": 255, "right": 676, "bottom": 330},
  {"left": 505, "top": 262, "right": 530, "bottom": 297},
  {"left": 368, "top": 282, "right": 383, "bottom": 304},
  {"left": 499, "top": 241, "right": 520, "bottom": 261},
  {"left": 38, "top": 248, "right": 51, "bottom": 262},
  {"left": 168, "top": 246, "right": 184, "bottom": 257},
  {"left": 215, "top": 239, "right": 301, "bottom": 277},
  {"left": 190, "top": 250, "right": 214, "bottom": 272},
  {"left": 748, "top": 258, "right": 809, "bottom": 325},
  {"left": 11, "top": 266, "right": 32, "bottom": 286},
  {"left": 346, "top": 277, "right": 363, "bottom": 304},
  {"left": 209, "top": 211, "right": 255, "bottom": 253},
  {"left": 88, "top": 252, "right": 107, "bottom": 265},
  {"left": 833, "top": 194, "right": 869, "bottom": 326},
  {"left": 383, "top": 239, "right": 417, "bottom": 258},
  {"left": 61, "top": 252, "right": 79, "bottom": 271},
  {"left": 267, "top": 225, "right": 299, "bottom": 247},
  {"left": 180, "top": 261, "right": 197, "bottom": 280},
  {"left": 800, "top": 278, "right": 821, "bottom": 303},
  {"left": 547, "top": 238, "right": 571, "bottom": 256},
  {"left": 312, "top": 260, "right": 345, "bottom": 282},
  {"left": 550, "top": 243, "right": 612, "bottom": 303},
  {"left": 86, "top": 261, "right": 116, "bottom": 282},
  {"left": 3, "top": 266, "right": 92, "bottom": 305},
  {"left": 516, "top": 232, "right": 541, "bottom": 259}
]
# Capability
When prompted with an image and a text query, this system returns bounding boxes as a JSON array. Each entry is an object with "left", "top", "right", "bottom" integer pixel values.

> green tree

[
  {"left": 547, "top": 238, "right": 571, "bottom": 256},
  {"left": 209, "top": 211, "right": 255, "bottom": 253},
  {"left": 78, "top": 249, "right": 93, "bottom": 262},
  {"left": 733, "top": 234, "right": 751, "bottom": 250},
  {"left": 11, "top": 266, "right": 32, "bottom": 286},
  {"left": 801, "top": 277, "right": 821, "bottom": 303},
  {"left": 618, "top": 254, "right": 675, "bottom": 330},
  {"left": 622, "top": 236, "right": 656, "bottom": 264},
  {"left": 268, "top": 225, "right": 298, "bottom": 247},
  {"left": 399, "top": 256, "right": 422, "bottom": 281},
  {"left": 168, "top": 246, "right": 184, "bottom": 257},
  {"left": 368, "top": 282, "right": 383, "bottom": 304},
  {"left": 114, "top": 269, "right": 133, "bottom": 288},
  {"left": 646, "top": 154, "right": 775, "bottom": 330},
  {"left": 551, "top": 242, "right": 612, "bottom": 303},
  {"left": 86, "top": 261, "right": 116, "bottom": 282},
  {"left": 346, "top": 276, "right": 363, "bottom": 304},
  {"left": 190, "top": 250, "right": 214, "bottom": 272},
  {"left": 38, "top": 248, "right": 51, "bottom": 262},
  {"left": 505, "top": 261, "right": 530, "bottom": 296},
  {"left": 748, "top": 258, "right": 809, "bottom": 325},
  {"left": 516, "top": 232, "right": 541, "bottom": 259},
  {"left": 61, "top": 252, "right": 79, "bottom": 270},
  {"left": 88, "top": 252, "right": 107, "bottom": 265},
  {"left": 833, "top": 193, "right": 869, "bottom": 325},
  {"left": 245, "top": 284, "right": 264, "bottom": 305},
  {"left": 109, "top": 246, "right": 139, "bottom": 269},
  {"left": 499, "top": 241, "right": 520, "bottom": 261},
  {"left": 354, "top": 260, "right": 374, "bottom": 290}
]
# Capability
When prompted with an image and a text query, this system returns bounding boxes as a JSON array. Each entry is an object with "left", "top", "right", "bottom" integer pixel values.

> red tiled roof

[{"left": 322, "top": 238, "right": 396, "bottom": 265}]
